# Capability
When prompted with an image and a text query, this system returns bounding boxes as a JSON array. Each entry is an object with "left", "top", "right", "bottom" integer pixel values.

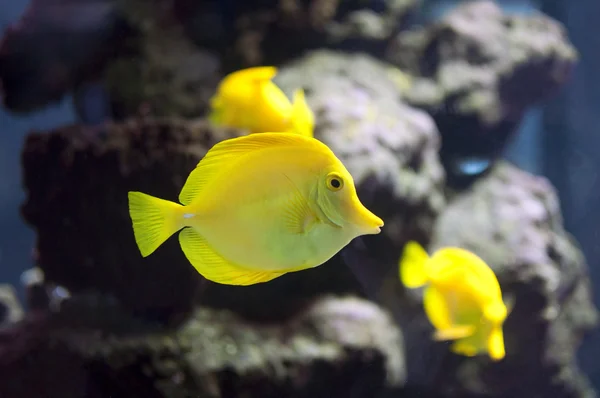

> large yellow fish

[
  {"left": 128, "top": 132, "right": 383, "bottom": 286},
  {"left": 208, "top": 66, "right": 315, "bottom": 137},
  {"left": 399, "top": 241, "right": 511, "bottom": 361}
]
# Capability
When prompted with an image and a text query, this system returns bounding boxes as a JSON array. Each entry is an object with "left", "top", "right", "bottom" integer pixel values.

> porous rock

[
  {"left": 0, "top": 0, "right": 420, "bottom": 117},
  {"left": 0, "top": 0, "right": 130, "bottom": 113},
  {"left": 386, "top": 0, "right": 578, "bottom": 181},
  {"left": 0, "top": 295, "right": 405, "bottom": 398},
  {"left": 20, "top": 118, "right": 245, "bottom": 321},
  {"left": 192, "top": 0, "right": 422, "bottom": 68},
  {"left": 404, "top": 162, "right": 598, "bottom": 398},
  {"left": 103, "top": 0, "right": 222, "bottom": 119},
  {"left": 0, "top": 284, "right": 23, "bottom": 326}
]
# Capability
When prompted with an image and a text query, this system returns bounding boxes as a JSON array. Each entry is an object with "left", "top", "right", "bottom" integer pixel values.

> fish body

[
  {"left": 128, "top": 132, "right": 383, "bottom": 286},
  {"left": 208, "top": 66, "right": 315, "bottom": 137},
  {"left": 399, "top": 241, "right": 509, "bottom": 361}
]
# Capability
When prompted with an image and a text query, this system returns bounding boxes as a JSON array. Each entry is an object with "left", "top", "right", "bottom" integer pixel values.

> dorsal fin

[
  {"left": 178, "top": 132, "right": 321, "bottom": 205},
  {"left": 218, "top": 66, "right": 278, "bottom": 100}
]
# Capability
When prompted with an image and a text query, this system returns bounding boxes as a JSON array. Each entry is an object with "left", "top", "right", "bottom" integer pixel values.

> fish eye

[{"left": 326, "top": 173, "right": 344, "bottom": 191}]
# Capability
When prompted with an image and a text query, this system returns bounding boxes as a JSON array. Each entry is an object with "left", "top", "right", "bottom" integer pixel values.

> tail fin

[
  {"left": 399, "top": 241, "right": 430, "bottom": 288},
  {"left": 290, "top": 88, "right": 315, "bottom": 137},
  {"left": 128, "top": 191, "right": 184, "bottom": 257}
]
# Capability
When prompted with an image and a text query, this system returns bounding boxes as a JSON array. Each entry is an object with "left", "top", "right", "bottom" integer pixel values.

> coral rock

[
  {"left": 0, "top": 0, "right": 420, "bottom": 117},
  {"left": 386, "top": 0, "right": 578, "bottom": 183},
  {"left": 104, "top": 0, "right": 222, "bottom": 119},
  {"left": 0, "top": 295, "right": 405, "bottom": 398},
  {"left": 0, "top": 284, "right": 23, "bottom": 326},
  {"left": 20, "top": 118, "right": 244, "bottom": 321},
  {"left": 204, "top": 0, "right": 421, "bottom": 68},
  {"left": 407, "top": 162, "right": 598, "bottom": 398},
  {"left": 0, "top": 0, "right": 130, "bottom": 113}
]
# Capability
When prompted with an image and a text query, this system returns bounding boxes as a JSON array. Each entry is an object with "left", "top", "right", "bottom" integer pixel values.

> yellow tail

[
  {"left": 290, "top": 88, "right": 315, "bottom": 137},
  {"left": 399, "top": 241, "right": 430, "bottom": 288},
  {"left": 128, "top": 191, "right": 184, "bottom": 257}
]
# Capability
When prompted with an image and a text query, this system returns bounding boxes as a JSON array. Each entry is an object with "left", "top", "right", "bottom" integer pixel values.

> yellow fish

[
  {"left": 399, "top": 241, "right": 511, "bottom": 361},
  {"left": 208, "top": 66, "right": 315, "bottom": 137},
  {"left": 128, "top": 132, "right": 383, "bottom": 286}
]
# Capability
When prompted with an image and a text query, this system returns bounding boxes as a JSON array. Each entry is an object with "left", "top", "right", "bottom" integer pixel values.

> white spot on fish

[{"left": 183, "top": 213, "right": 195, "bottom": 219}]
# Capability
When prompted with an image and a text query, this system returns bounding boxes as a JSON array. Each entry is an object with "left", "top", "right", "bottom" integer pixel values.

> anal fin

[
  {"left": 178, "top": 228, "right": 286, "bottom": 285},
  {"left": 487, "top": 326, "right": 506, "bottom": 361},
  {"left": 450, "top": 340, "right": 478, "bottom": 357}
]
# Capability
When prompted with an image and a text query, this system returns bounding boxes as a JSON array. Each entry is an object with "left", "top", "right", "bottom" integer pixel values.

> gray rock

[
  {"left": 404, "top": 162, "right": 598, "bottom": 398},
  {"left": 0, "top": 295, "right": 405, "bottom": 398},
  {"left": 0, "top": 0, "right": 420, "bottom": 116},
  {"left": 275, "top": 50, "right": 446, "bottom": 278},
  {"left": 0, "top": 284, "right": 23, "bottom": 326},
  {"left": 325, "top": 0, "right": 422, "bottom": 44},
  {"left": 222, "top": 0, "right": 421, "bottom": 67},
  {"left": 385, "top": 0, "right": 578, "bottom": 183},
  {"left": 20, "top": 118, "right": 245, "bottom": 321}
]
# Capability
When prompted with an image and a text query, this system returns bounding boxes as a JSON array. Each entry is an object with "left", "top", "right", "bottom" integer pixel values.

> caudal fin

[
  {"left": 128, "top": 191, "right": 184, "bottom": 257},
  {"left": 290, "top": 89, "right": 315, "bottom": 137},
  {"left": 399, "top": 240, "right": 430, "bottom": 288}
]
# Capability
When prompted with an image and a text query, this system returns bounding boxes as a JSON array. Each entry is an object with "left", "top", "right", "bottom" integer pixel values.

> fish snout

[{"left": 351, "top": 196, "right": 384, "bottom": 235}]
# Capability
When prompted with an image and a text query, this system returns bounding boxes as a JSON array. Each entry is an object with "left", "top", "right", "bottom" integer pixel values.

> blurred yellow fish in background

[
  {"left": 128, "top": 132, "right": 383, "bottom": 286},
  {"left": 208, "top": 66, "right": 315, "bottom": 137},
  {"left": 399, "top": 241, "right": 511, "bottom": 361}
]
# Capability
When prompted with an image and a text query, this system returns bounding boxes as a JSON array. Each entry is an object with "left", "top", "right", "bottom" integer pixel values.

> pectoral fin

[
  {"left": 433, "top": 325, "right": 476, "bottom": 341},
  {"left": 281, "top": 174, "right": 318, "bottom": 234},
  {"left": 178, "top": 228, "right": 286, "bottom": 285}
]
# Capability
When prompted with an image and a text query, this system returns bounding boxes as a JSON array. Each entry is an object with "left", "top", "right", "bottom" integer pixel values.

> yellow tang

[
  {"left": 208, "top": 66, "right": 315, "bottom": 137},
  {"left": 128, "top": 132, "right": 383, "bottom": 286},
  {"left": 399, "top": 241, "right": 512, "bottom": 361}
]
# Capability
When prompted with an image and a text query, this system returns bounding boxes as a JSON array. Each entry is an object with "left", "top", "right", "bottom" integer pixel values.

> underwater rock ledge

[
  {"left": 0, "top": 294, "right": 405, "bottom": 398},
  {"left": 0, "top": 0, "right": 421, "bottom": 117},
  {"left": 386, "top": 0, "right": 578, "bottom": 184},
  {"left": 412, "top": 162, "right": 597, "bottom": 398},
  {"left": 20, "top": 118, "right": 246, "bottom": 321}
]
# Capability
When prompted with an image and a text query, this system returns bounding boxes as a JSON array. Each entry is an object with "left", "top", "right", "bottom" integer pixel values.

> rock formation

[
  {"left": 386, "top": 0, "right": 578, "bottom": 185},
  {"left": 0, "top": 295, "right": 405, "bottom": 398}
]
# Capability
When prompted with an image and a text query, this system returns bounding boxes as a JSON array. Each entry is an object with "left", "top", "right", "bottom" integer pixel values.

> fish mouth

[{"left": 351, "top": 196, "right": 383, "bottom": 235}]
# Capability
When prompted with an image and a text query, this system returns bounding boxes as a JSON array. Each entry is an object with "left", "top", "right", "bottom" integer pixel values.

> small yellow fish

[
  {"left": 208, "top": 66, "right": 315, "bottom": 137},
  {"left": 128, "top": 132, "right": 383, "bottom": 286},
  {"left": 399, "top": 241, "right": 511, "bottom": 361}
]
